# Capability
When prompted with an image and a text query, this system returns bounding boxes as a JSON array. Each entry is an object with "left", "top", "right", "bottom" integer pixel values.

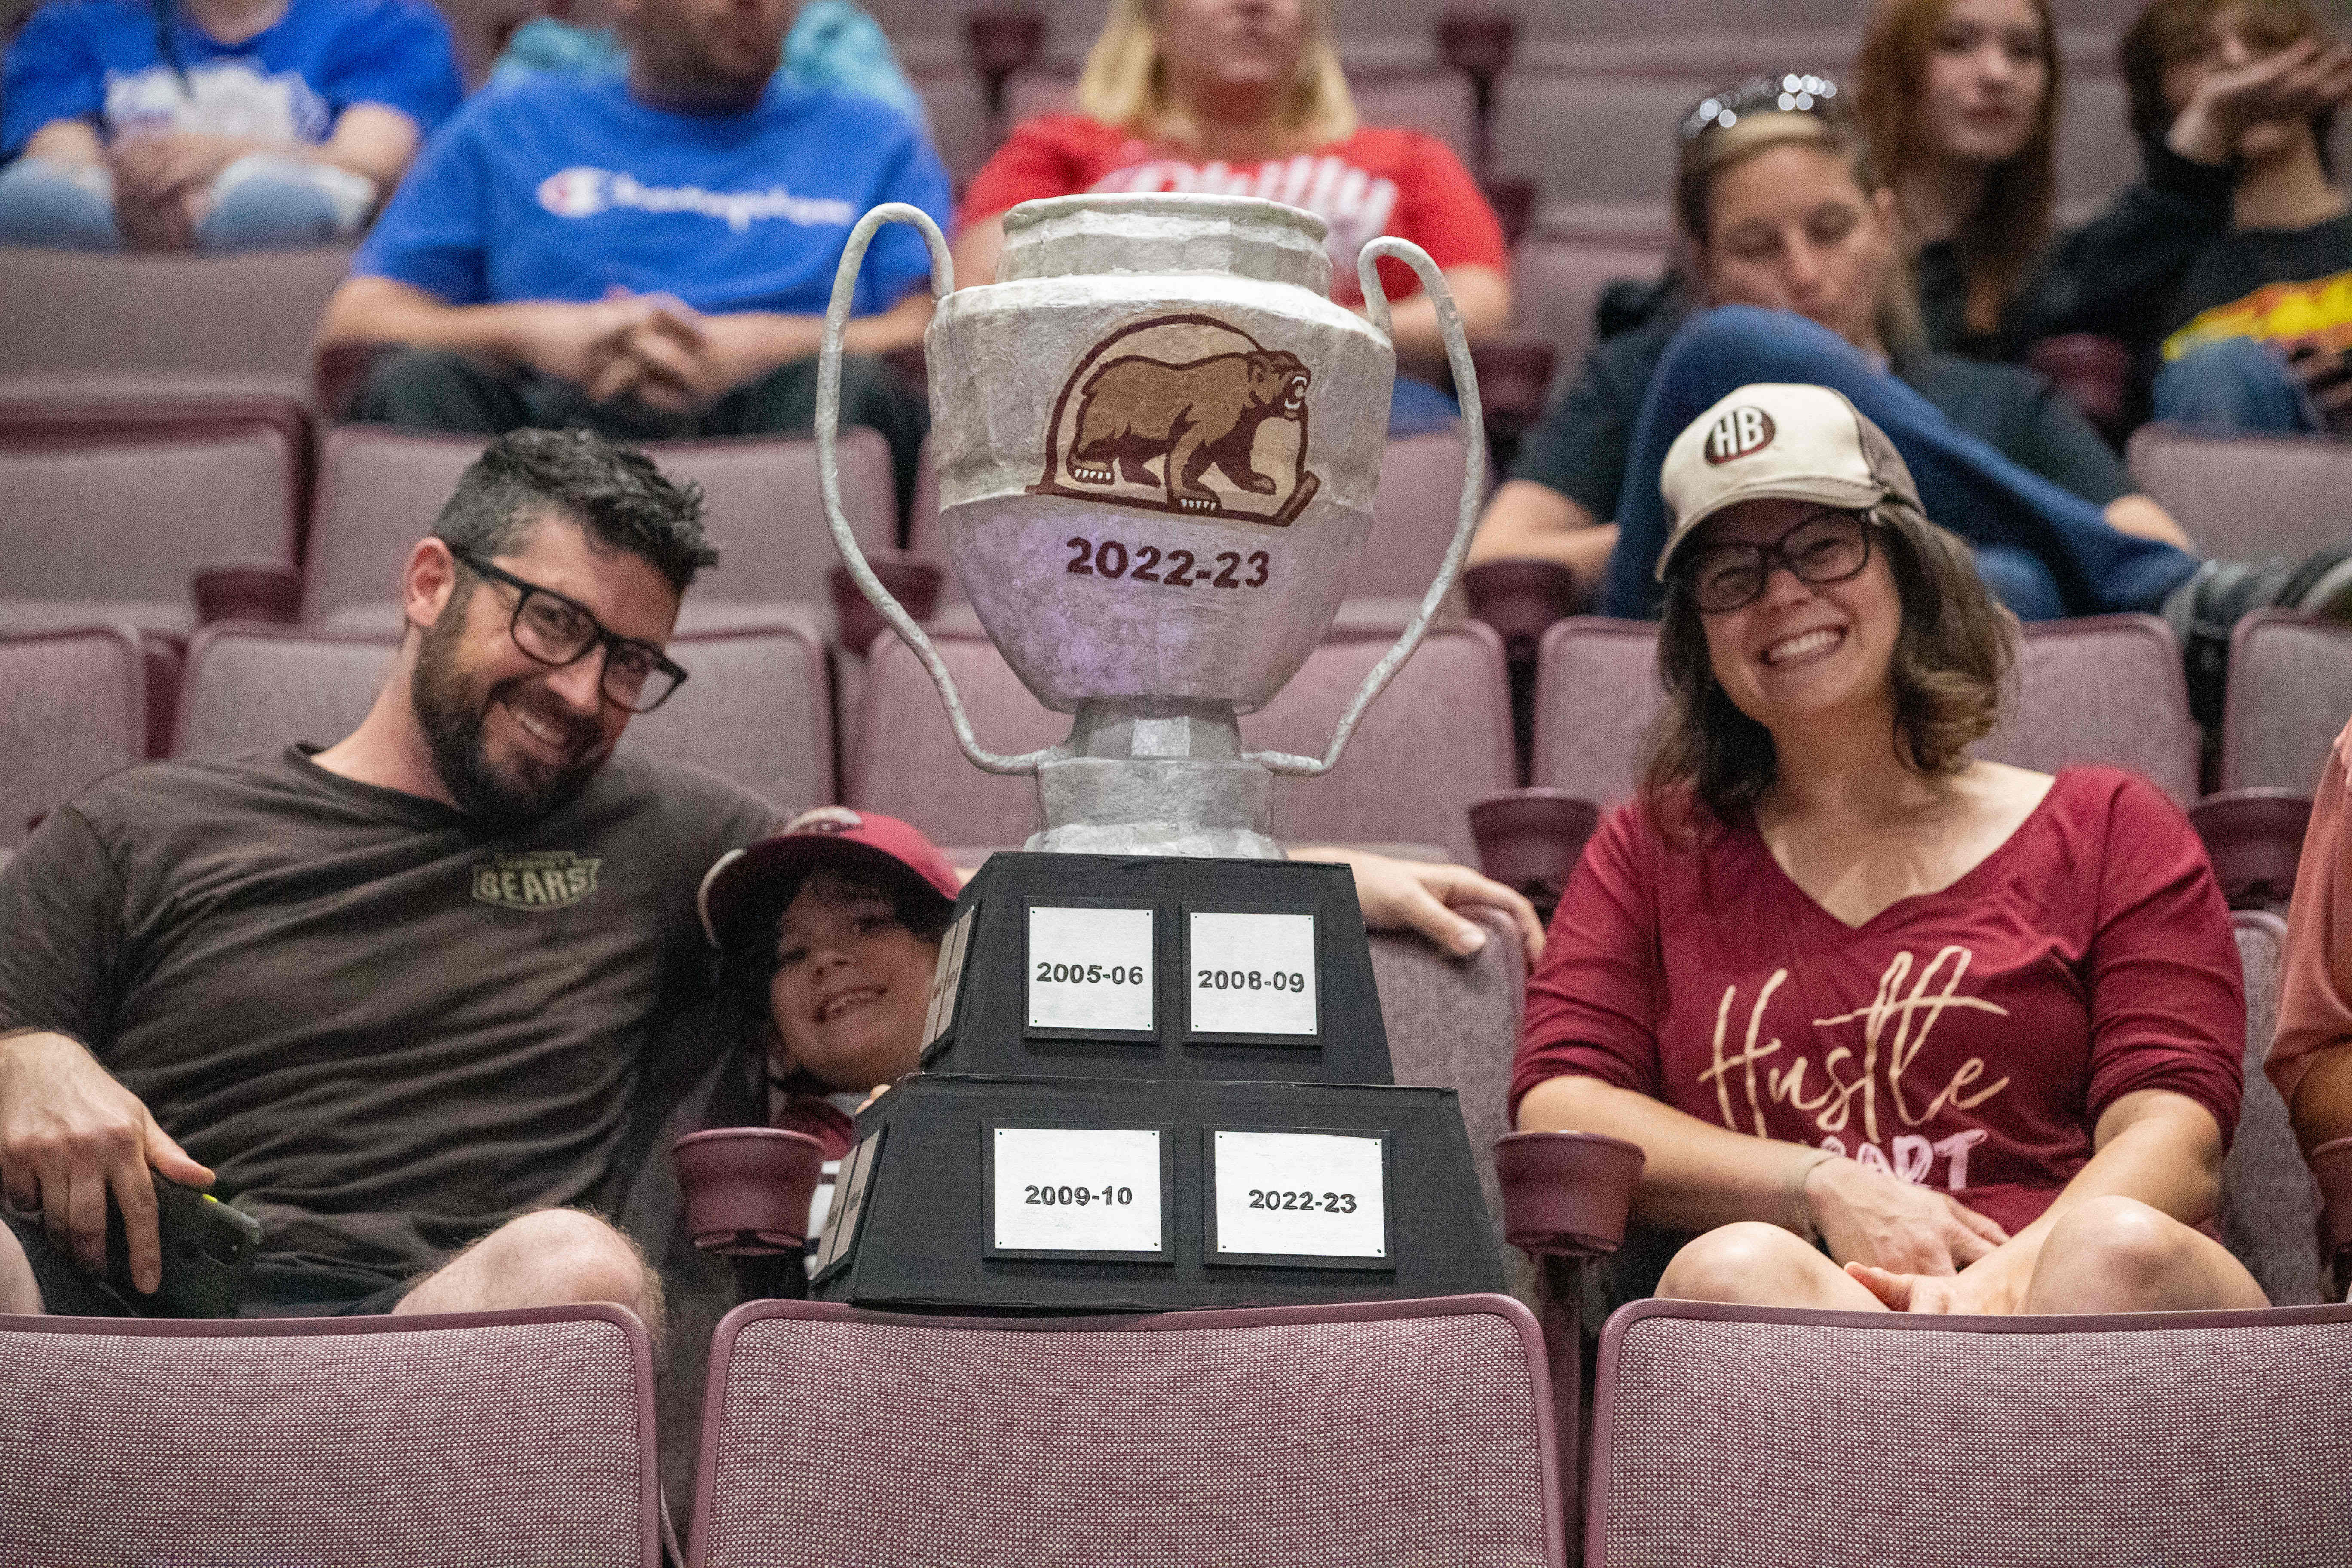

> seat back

[
  {"left": 0, "top": 625, "right": 145, "bottom": 845},
  {"left": 1978, "top": 614, "right": 2200, "bottom": 804},
  {"left": 174, "top": 620, "right": 822, "bottom": 805},
  {"left": 1588, "top": 1299, "right": 2352, "bottom": 1567},
  {"left": 1511, "top": 237, "right": 1672, "bottom": 381},
  {"left": 2220, "top": 909, "right": 2325, "bottom": 1304},
  {"left": 2220, "top": 610, "right": 2352, "bottom": 794},
  {"left": 1338, "top": 426, "right": 1489, "bottom": 599},
  {"left": 0, "top": 1305, "right": 658, "bottom": 1566},
  {"left": 691, "top": 1297, "right": 1563, "bottom": 1568},
  {"left": 305, "top": 428, "right": 894, "bottom": 624},
  {"left": 847, "top": 623, "right": 1511, "bottom": 861},
  {"left": 2127, "top": 426, "right": 2352, "bottom": 564},
  {"left": 0, "top": 246, "right": 352, "bottom": 378},
  {"left": 0, "top": 429, "right": 296, "bottom": 611},
  {"left": 1375, "top": 909, "right": 1528, "bottom": 1255},
  {"left": 1530, "top": 614, "right": 2200, "bottom": 808}
]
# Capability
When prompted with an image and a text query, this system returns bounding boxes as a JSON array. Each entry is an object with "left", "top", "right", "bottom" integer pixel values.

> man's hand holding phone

[{"left": 0, "top": 1029, "right": 214, "bottom": 1295}]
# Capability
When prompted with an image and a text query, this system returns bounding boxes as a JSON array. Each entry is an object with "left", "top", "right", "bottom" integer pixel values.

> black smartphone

[{"left": 103, "top": 1176, "right": 263, "bottom": 1318}]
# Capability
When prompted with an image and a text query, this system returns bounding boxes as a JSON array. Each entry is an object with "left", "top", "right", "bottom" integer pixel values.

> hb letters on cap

[{"left": 1655, "top": 382, "right": 1927, "bottom": 582}]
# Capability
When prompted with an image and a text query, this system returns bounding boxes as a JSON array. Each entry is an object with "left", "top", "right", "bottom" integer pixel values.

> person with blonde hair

[{"left": 950, "top": 0, "right": 1508, "bottom": 433}]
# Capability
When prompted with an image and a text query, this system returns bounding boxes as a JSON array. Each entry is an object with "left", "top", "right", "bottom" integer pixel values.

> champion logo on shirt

[
  {"left": 473, "top": 850, "right": 602, "bottom": 911},
  {"left": 534, "top": 167, "right": 858, "bottom": 232}
]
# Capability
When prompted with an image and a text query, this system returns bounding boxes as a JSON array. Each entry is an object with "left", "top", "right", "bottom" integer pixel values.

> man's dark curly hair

[{"left": 431, "top": 428, "right": 720, "bottom": 592}]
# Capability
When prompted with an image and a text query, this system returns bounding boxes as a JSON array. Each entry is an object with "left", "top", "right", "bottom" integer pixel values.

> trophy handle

[
  {"left": 1241, "top": 236, "right": 1485, "bottom": 778},
  {"left": 818, "top": 202, "right": 1057, "bottom": 777}
]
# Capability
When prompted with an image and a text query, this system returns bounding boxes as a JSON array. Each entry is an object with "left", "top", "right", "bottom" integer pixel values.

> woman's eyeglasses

[
  {"left": 1680, "top": 73, "right": 1844, "bottom": 141},
  {"left": 1680, "top": 508, "right": 1875, "bottom": 613},
  {"left": 449, "top": 545, "right": 689, "bottom": 713}
]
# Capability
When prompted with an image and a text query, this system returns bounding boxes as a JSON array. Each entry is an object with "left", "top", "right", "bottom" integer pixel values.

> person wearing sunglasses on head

[
  {"left": 1512, "top": 382, "right": 2265, "bottom": 1319},
  {"left": 1468, "top": 67, "right": 2352, "bottom": 719}
]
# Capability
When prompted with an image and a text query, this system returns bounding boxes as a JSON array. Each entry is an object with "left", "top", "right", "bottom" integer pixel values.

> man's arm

[
  {"left": 0, "top": 809, "right": 208, "bottom": 1296},
  {"left": 2278, "top": 729, "right": 2352, "bottom": 1152},
  {"left": 1466, "top": 478, "right": 1619, "bottom": 603}
]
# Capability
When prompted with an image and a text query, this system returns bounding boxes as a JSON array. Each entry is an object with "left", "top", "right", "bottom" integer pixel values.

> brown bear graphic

[{"left": 1066, "top": 348, "right": 1311, "bottom": 513}]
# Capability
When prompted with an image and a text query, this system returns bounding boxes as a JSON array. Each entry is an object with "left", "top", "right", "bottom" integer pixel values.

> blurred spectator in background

[
  {"left": 312, "top": 0, "right": 944, "bottom": 506},
  {"left": 949, "top": 0, "right": 1508, "bottom": 436},
  {"left": 2123, "top": 0, "right": 2352, "bottom": 436},
  {"left": 0, "top": 0, "right": 459, "bottom": 250},
  {"left": 1470, "top": 77, "right": 2199, "bottom": 614}
]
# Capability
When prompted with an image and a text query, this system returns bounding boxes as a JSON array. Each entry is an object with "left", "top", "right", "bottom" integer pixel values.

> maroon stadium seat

[
  {"left": 304, "top": 426, "right": 895, "bottom": 632},
  {"left": 0, "top": 246, "right": 350, "bottom": 380},
  {"left": 0, "top": 624, "right": 145, "bottom": 845},
  {"left": 0, "top": 1305, "right": 658, "bottom": 1567},
  {"left": 688, "top": 1296, "right": 1565, "bottom": 1568},
  {"left": 0, "top": 428, "right": 298, "bottom": 636},
  {"left": 173, "top": 619, "right": 832, "bottom": 808},
  {"left": 846, "top": 620, "right": 1511, "bottom": 861},
  {"left": 1510, "top": 236, "right": 1670, "bottom": 387},
  {"left": 2127, "top": 426, "right": 2352, "bottom": 564},
  {"left": 0, "top": 371, "right": 314, "bottom": 518},
  {"left": 1583, "top": 1297, "right": 2352, "bottom": 1567},
  {"left": 2220, "top": 909, "right": 2326, "bottom": 1305},
  {"left": 2218, "top": 611, "right": 2352, "bottom": 796}
]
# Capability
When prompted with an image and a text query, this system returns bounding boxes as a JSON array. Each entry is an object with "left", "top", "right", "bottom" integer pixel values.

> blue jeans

[
  {"left": 2152, "top": 337, "right": 2321, "bottom": 434},
  {"left": 0, "top": 155, "right": 357, "bottom": 251},
  {"left": 1600, "top": 306, "right": 2204, "bottom": 622},
  {"left": 1388, "top": 374, "right": 1461, "bottom": 436}
]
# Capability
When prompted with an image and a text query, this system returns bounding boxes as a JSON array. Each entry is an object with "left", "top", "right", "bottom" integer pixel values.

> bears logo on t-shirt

[{"left": 473, "top": 849, "right": 602, "bottom": 910}]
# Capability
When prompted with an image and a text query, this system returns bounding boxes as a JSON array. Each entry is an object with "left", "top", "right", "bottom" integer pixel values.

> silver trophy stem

[{"left": 1031, "top": 700, "right": 1281, "bottom": 859}]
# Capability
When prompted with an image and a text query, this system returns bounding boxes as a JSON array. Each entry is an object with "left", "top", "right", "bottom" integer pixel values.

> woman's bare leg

[
  {"left": 2021, "top": 1195, "right": 2268, "bottom": 1313},
  {"left": 1657, "top": 1221, "right": 1890, "bottom": 1310}
]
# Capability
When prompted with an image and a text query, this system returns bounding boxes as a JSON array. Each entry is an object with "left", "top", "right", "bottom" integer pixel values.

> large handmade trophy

[{"left": 802, "top": 193, "right": 1505, "bottom": 1309}]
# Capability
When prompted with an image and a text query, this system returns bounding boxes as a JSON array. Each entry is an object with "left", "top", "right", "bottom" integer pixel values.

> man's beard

[{"left": 410, "top": 603, "right": 608, "bottom": 832}]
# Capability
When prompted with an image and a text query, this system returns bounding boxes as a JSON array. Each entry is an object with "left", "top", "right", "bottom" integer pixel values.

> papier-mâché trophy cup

[
  {"left": 778, "top": 193, "right": 1504, "bottom": 1313},
  {"left": 817, "top": 192, "right": 1483, "bottom": 859}
]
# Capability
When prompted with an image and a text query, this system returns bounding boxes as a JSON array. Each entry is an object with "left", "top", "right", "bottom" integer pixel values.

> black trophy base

[{"left": 811, "top": 1075, "right": 1505, "bottom": 1312}]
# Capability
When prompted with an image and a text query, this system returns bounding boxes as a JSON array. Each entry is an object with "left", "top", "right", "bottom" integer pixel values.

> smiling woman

[{"left": 1512, "top": 382, "right": 2269, "bottom": 1322}]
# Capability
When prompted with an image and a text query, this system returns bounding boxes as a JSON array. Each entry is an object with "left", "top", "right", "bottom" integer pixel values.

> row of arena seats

[
  {"left": 9, "top": 601, "right": 2350, "bottom": 903},
  {"left": 8, "top": 1019, "right": 2351, "bottom": 1568}
]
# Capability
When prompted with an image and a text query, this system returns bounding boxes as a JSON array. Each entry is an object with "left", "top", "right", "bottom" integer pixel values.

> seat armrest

[
  {"left": 1495, "top": 1129, "right": 1644, "bottom": 1259},
  {"left": 1463, "top": 559, "right": 1582, "bottom": 664},
  {"left": 191, "top": 562, "right": 303, "bottom": 625},
  {"left": 2188, "top": 789, "right": 2314, "bottom": 910},
  {"left": 673, "top": 1128, "right": 825, "bottom": 1257},
  {"left": 1469, "top": 787, "right": 1599, "bottom": 916},
  {"left": 1466, "top": 338, "right": 1555, "bottom": 445},
  {"left": 828, "top": 552, "right": 943, "bottom": 656}
]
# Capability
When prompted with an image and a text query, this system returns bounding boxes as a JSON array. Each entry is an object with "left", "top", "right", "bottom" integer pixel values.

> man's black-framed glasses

[
  {"left": 448, "top": 545, "right": 689, "bottom": 713},
  {"left": 1680, "top": 508, "right": 1874, "bottom": 614},
  {"left": 1681, "top": 72, "right": 1843, "bottom": 141}
]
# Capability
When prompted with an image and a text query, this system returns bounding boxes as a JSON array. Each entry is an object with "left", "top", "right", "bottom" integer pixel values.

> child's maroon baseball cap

[{"left": 698, "top": 806, "right": 963, "bottom": 950}]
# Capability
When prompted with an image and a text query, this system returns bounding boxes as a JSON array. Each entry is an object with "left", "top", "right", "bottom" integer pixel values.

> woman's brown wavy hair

[
  {"left": 1639, "top": 504, "right": 2018, "bottom": 836},
  {"left": 1853, "top": 0, "right": 2062, "bottom": 343}
]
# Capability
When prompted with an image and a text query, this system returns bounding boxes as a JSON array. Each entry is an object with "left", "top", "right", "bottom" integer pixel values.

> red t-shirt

[
  {"left": 958, "top": 114, "right": 1507, "bottom": 308},
  {"left": 1510, "top": 768, "right": 2244, "bottom": 1237}
]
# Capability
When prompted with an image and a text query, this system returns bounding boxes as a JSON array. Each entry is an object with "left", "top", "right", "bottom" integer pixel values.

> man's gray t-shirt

[{"left": 0, "top": 745, "right": 775, "bottom": 1278}]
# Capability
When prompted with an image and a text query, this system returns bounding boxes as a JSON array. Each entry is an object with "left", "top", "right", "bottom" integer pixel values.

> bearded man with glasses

[{"left": 0, "top": 428, "right": 775, "bottom": 1324}]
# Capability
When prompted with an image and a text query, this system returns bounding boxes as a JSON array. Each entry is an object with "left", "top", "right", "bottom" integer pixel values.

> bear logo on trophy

[{"left": 1031, "top": 313, "right": 1321, "bottom": 525}]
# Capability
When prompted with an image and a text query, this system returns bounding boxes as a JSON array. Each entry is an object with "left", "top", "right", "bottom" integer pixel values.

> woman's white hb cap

[{"left": 1655, "top": 382, "right": 1924, "bottom": 582}]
